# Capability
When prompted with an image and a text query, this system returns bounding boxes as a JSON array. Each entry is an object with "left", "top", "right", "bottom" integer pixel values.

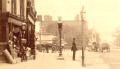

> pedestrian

[
  {"left": 45, "top": 44, "right": 49, "bottom": 53},
  {"left": 52, "top": 45, "right": 55, "bottom": 53},
  {"left": 71, "top": 38, "right": 77, "bottom": 61}
]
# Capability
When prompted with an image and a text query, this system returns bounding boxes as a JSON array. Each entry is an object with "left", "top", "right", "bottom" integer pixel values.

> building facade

[{"left": 0, "top": 0, "right": 36, "bottom": 63}]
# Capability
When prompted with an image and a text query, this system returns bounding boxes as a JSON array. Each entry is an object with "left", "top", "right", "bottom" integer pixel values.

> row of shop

[{"left": 0, "top": 1, "right": 36, "bottom": 63}]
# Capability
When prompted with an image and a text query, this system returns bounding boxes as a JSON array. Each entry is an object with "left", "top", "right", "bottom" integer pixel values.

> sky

[{"left": 35, "top": 0, "right": 120, "bottom": 43}]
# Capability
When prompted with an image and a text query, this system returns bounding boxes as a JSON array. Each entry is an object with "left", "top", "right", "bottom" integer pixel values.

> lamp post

[
  {"left": 80, "top": 6, "right": 86, "bottom": 66},
  {"left": 57, "top": 17, "right": 63, "bottom": 57}
]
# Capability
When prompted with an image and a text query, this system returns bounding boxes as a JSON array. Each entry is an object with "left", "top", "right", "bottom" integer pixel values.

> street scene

[{"left": 1, "top": 0, "right": 120, "bottom": 69}]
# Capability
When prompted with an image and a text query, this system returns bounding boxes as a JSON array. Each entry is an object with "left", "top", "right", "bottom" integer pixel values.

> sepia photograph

[{"left": 0, "top": 0, "right": 120, "bottom": 69}]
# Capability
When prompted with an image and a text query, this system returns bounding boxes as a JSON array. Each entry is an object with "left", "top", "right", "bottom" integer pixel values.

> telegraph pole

[{"left": 80, "top": 6, "right": 86, "bottom": 67}]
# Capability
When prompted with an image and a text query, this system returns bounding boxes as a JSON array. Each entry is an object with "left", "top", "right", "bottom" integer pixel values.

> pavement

[{"left": 0, "top": 50, "right": 110, "bottom": 69}]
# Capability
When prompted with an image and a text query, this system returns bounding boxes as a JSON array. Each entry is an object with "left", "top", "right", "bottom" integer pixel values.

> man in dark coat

[{"left": 71, "top": 38, "right": 77, "bottom": 60}]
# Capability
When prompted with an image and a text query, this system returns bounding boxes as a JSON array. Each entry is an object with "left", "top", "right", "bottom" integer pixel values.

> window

[
  {"left": 20, "top": 0, "right": 24, "bottom": 18},
  {"left": 11, "top": 0, "right": 16, "bottom": 14}
]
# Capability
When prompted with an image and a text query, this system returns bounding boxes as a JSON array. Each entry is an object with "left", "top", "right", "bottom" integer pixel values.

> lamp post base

[
  {"left": 81, "top": 56, "right": 85, "bottom": 67},
  {"left": 59, "top": 53, "right": 62, "bottom": 56}
]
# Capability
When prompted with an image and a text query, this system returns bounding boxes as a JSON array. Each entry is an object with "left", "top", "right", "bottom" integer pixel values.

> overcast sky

[{"left": 35, "top": 0, "right": 120, "bottom": 43}]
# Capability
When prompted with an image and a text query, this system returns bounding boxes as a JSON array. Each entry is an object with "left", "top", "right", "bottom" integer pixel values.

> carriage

[
  {"left": 99, "top": 43, "right": 110, "bottom": 52},
  {"left": 88, "top": 42, "right": 110, "bottom": 52}
]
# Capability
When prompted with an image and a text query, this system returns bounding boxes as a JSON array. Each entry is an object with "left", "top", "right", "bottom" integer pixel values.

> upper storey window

[
  {"left": 11, "top": 0, "right": 16, "bottom": 15},
  {"left": 20, "top": 0, "right": 24, "bottom": 18}
]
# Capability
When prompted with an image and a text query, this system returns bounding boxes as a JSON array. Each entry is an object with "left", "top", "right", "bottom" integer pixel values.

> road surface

[{"left": 101, "top": 46, "right": 120, "bottom": 69}]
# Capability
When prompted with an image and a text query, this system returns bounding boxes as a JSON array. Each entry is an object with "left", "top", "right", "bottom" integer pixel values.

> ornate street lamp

[
  {"left": 80, "top": 6, "right": 86, "bottom": 66},
  {"left": 57, "top": 17, "right": 63, "bottom": 58}
]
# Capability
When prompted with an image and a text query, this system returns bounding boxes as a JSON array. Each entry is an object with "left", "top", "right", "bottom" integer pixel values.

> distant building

[
  {"left": 41, "top": 33, "right": 56, "bottom": 44},
  {"left": 41, "top": 18, "right": 88, "bottom": 49},
  {"left": 41, "top": 10, "right": 88, "bottom": 49},
  {"left": 44, "top": 15, "right": 52, "bottom": 21}
]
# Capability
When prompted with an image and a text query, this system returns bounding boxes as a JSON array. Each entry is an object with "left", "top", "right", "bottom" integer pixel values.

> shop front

[{"left": 0, "top": 12, "right": 27, "bottom": 63}]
